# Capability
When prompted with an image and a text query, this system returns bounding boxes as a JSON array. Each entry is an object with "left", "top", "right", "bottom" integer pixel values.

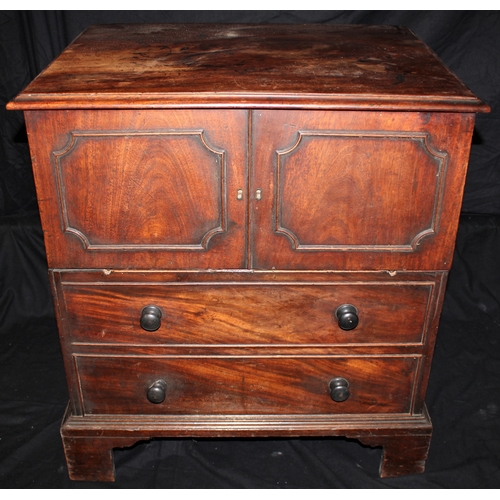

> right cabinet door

[{"left": 250, "top": 110, "right": 475, "bottom": 271}]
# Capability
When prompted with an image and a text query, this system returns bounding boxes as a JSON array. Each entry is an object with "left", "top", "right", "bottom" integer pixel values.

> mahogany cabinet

[{"left": 8, "top": 23, "right": 489, "bottom": 481}]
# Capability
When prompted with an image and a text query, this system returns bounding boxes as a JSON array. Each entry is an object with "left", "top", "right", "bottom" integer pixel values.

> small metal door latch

[
  {"left": 237, "top": 189, "right": 243, "bottom": 200},
  {"left": 255, "top": 189, "right": 262, "bottom": 200}
]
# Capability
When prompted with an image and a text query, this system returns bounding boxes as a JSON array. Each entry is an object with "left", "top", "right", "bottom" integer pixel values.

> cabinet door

[
  {"left": 251, "top": 110, "right": 475, "bottom": 271},
  {"left": 26, "top": 110, "right": 248, "bottom": 270}
]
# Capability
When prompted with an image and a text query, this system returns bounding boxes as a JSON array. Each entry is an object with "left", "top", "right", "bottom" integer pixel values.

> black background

[{"left": 1, "top": 11, "right": 499, "bottom": 488}]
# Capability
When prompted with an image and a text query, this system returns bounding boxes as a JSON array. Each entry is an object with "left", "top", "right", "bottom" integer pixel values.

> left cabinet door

[{"left": 25, "top": 110, "right": 248, "bottom": 270}]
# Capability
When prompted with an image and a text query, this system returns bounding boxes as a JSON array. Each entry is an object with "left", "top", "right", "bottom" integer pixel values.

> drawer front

[
  {"left": 61, "top": 282, "right": 434, "bottom": 346},
  {"left": 75, "top": 355, "right": 418, "bottom": 415}
]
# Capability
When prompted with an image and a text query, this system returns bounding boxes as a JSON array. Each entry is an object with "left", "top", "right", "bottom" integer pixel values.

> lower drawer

[{"left": 75, "top": 355, "right": 418, "bottom": 415}]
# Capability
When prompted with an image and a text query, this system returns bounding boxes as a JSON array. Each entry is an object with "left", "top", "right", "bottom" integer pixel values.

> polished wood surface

[
  {"left": 251, "top": 109, "right": 475, "bottom": 270},
  {"left": 8, "top": 24, "right": 488, "bottom": 111},
  {"left": 61, "top": 406, "right": 433, "bottom": 481},
  {"left": 76, "top": 355, "right": 418, "bottom": 415},
  {"left": 10, "top": 24, "right": 487, "bottom": 481},
  {"left": 25, "top": 107, "right": 474, "bottom": 271},
  {"left": 60, "top": 281, "right": 434, "bottom": 346},
  {"left": 24, "top": 109, "right": 247, "bottom": 269}
]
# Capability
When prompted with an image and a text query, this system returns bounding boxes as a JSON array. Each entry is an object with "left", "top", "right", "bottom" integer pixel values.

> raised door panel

[
  {"left": 25, "top": 109, "right": 248, "bottom": 269},
  {"left": 251, "top": 110, "right": 475, "bottom": 270}
]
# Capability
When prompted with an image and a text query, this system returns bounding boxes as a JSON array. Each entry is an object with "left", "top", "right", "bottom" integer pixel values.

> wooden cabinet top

[{"left": 8, "top": 23, "right": 488, "bottom": 112}]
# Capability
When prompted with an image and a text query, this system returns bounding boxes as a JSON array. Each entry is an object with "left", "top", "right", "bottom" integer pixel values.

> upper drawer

[
  {"left": 60, "top": 281, "right": 435, "bottom": 346},
  {"left": 251, "top": 110, "right": 475, "bottom": 271},
  {"left": 24, "top": 109, "right": 248, "bottom": 270}
]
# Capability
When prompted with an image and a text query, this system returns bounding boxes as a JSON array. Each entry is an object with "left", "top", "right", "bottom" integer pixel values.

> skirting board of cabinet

[{"left": 60, "top": 404, "right": 432, "bottom": 481}]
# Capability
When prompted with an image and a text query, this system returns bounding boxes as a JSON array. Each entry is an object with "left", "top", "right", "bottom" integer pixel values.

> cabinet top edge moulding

[{"left": 7, "top": 23, "right": 490, "bottom": 112}]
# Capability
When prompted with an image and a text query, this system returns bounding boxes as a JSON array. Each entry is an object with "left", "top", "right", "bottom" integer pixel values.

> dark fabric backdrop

[{"left": 1, "top": 11, "right": 499, "bottom": 488}]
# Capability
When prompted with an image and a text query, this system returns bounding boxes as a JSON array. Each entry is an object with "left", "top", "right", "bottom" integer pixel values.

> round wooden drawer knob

[
  {"left": 329, "top": 377, "right": 350, "bottom": 402},
  {"left": 147, "top": 380, "right": 167, "bottom": 404},
  {"left": 335, "top": 304, "right": 359, "bottom": 331},
  {"left": 140, "top": 305, "right": 162, "bottom": 331}
]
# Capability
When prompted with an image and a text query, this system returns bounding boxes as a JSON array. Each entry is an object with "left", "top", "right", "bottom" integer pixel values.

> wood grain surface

[
  {"left": 8, "top": 24, "right": 488, "bottom": 111},
  {"left": 60, "top": 282, "right": 434, "bottom": 346}
]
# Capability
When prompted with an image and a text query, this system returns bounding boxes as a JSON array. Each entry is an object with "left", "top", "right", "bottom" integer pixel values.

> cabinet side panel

[{"left": 50, "top": 271, "right": 83, "bottom": 415}]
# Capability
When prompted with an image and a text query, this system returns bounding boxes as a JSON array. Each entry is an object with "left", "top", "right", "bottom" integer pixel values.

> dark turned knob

[
  {"left": 329, "top": 377, "right": 350, "bottom": 402},
  {"left": 140, "top": 305, "right": 162, "bottom": 332},
  {"left": 335, "top": 304, "right": 359, "bottom": 331},
  {"left": 147, "top": 379, "right": 167, "bottom": 404}
]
